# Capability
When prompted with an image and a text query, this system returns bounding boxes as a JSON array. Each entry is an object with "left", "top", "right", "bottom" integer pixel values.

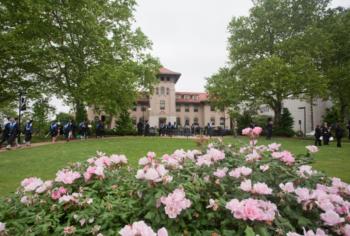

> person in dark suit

[
  {"left": 266, "top": 118, "right": 273, "bottom": 140},
  {"left": 24, "top": 120, "right": 33, "bottom": 146},
  {"left": 335, "top": 123, "right": 344, "bottom": 148},
  {"left": 137, "top": 121, "right": 144, "bottom": 136},
  {"left": 144, "top": 120, "right": 150, "bottom": 136},
  {"left": 314, "top": 124, "right": 322, "bottom": 146},
  {"left": 347, "top": 121, "right": 350, "bottom": 140},
  {"left": 6, "top": 117, "right": 19, "bottom": 149},
  {"left": 321, "top": 122, "right": 330, "bottom": 145},
  {"left": 50, "top": 121, "right": 59, "bottom": 143},
  {"left": 0, "top": 117, "right": 10, "bottom": 148}
]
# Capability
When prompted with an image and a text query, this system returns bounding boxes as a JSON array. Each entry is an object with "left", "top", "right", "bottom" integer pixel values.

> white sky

[{"left": 53, "top": 0, "right": 350, "bottom": 113}]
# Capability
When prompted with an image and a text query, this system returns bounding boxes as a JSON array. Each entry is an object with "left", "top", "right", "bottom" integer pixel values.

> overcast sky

[{"left": 53, "top": 0, "right": 350, "bottom": 113}]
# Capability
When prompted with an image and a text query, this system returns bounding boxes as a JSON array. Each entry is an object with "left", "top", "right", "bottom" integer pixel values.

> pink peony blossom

[
  {"left": 20, "top": 196, "right": 29, "bottom": 204},
  {"left": 252, "top": 127, "right": 263, "bottom": 135},
  {"left": 206, "top": 199, "right": 219, "bottom": 211},
  {"left": 55, "top": 169, "right": 81, "bottom": 184},
  {"left": 320, "top": 210, "right": 344, "bottom": 226},
  {"left": 305, "top": 145, "right": 319, "bottom": 153},
  {"left": 110, "top": 154, "right": 128, "bottom": 165},
  {"left": 279, "top": 182, "right": 295, "bottom": 193},
  {"left": 21, "top": 177, "right": 44, "bottom": 192},
  {"left": 36, "top": 180, "right": 53, "bottom": 193},
  {"left": 63, "top": 226, "right": 76, "bottom": 235},
  {"left": 287, "top": 228, "right": 327, "bottom": 236},
  {"left": 213, "top": 167, "right": 228, "bottom": 178},
  {"left": 298, "top": 165, "right": 317, "bottom": 178},
  {"left": 272, "top": 151, "right": 295, "bottom": 165},
  {"left": 253, "top": 182, "right": 273, "bottom": 195},
  {"left": 245, "top": 150, "right": 261, "bottom": 162},
  {"left": 295, "top": 187, "right": 313, "bottom": 203},
  {"left": 229, "top": 166, "right": 252, "bottom": 178},
  {"left": 226, "top": 198, "right": 277, "bottom": 222},
  {"left": 84, "top": 166, "right": 105, "bottom": 182},
  {"left": 268, "top": 143, "right": 281, "bottom": 152},
  {"left": 94, "top": 156, "right": 111, "bottom": 167},
  {"left": 119, "top": 221, "right": 166, "bottom": 236},
  {"left": 259, "top": 165, "right": 269, "bottom": 172},
  {"left": 342, "top": 224, "right": 350, "bottom": 236},
  {"left": 240, "top": 179, "right": 252, "bottom": 192},
  {"left": 242, "top": 128, "right": 252, "bottom": 135},
  {"left": 160, "top": 188, "right": 191, "bottom": 218}
]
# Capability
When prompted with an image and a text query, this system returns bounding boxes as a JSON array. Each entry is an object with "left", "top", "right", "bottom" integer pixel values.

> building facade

[{"left": 87, "top": 67, "right": 230, "bottom": 129}]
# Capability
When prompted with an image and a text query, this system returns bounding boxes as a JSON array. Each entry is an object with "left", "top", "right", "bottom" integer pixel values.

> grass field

[{"left": 0, "top": 136, "right": 349, "bottom": 196}]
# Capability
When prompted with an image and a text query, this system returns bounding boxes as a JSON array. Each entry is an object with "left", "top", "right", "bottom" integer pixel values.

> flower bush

[{"left": 0, "top": 127, "right": 350, "bottom": 235}]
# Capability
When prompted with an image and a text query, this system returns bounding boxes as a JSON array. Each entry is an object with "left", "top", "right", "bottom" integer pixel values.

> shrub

[
  {"left": 0, "top": 129, "right": 349, "bottom": 235},
  {"left": 115, "top": 110, "right": 137, "bottom": 136},
  {"left": 275, "top": 108, "right": 295, "bottom": 137}
]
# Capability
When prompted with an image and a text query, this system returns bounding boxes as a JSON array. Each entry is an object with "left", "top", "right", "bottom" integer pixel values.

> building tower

[{"left": 148, "top": 67, "right": 181, "bottom": 127}]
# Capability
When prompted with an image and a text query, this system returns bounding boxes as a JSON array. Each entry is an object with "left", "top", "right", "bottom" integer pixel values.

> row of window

[
  {"left": 133, "top": 104, "right": 224, "bottom": 113},
  {"left": 176, "top": 104, "right": 198, "bottom": 112},
  {"left": 131, "top": 117, "right": 226, "bottom": 127},
  {"left": 155, "top": 87, "right": 170, "bottom": 96},
  {"left": 176, "top": 94, "right": 199, "bottom": 100}
]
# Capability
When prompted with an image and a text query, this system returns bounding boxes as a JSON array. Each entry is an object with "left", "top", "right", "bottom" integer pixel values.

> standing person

[
  {"left": 232, "top": 119, "right": 238, "bottom": 137},
  {"left": 207, "top": 122, "right": 212, "bottom": 137},
  {"left": 6, "top": 117, "right": 19, "bottom": 150},
  {"left": 144, "top": 120, "right": 150, "bottom": 136},
  {"left": 335, "top": 123, "right": 344, "bottom": 148},
  {"left": 96, "top": 119, "right": 104, "bottom": 138},
  {"left": 314, "top": 124, "right": 322, "bottom": 146},
  {"left": 79, "top": 120, "right": 88, "bottom": 139},
  {"left": 24, "top": 120, "right": 33, "bottom": 146},
  {"left": 50, "top": 121, "right": 59, "bottom": 143},
  {"left": 63, "top": 120, "right": 73, "bottom": 142},
  {"left": 347, "top": 121, "right": 350, "bottom": 140},
  {"left": 266, "top": 118, "right": 273, "bottom": 140},
  {"left": 137, "top": 120, "right": 144, "bottom": 136},
  {"left": 321, "top": 122, "right": 330, "bottom": 145},
  {"left": 0, "top": 117, "right": 10, "bottom": 148}
]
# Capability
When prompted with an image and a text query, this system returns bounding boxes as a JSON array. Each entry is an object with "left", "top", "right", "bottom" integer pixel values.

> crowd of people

[
  {"left": 314, "top": 121, "right": 349, "bottom": 148},
  {"left": 0, "top": 117, "right": 107, "bottom": 150}
]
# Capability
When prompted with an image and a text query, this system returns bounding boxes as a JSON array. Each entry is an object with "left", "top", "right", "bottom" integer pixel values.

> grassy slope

[{"left": 0, "top": 136, "right": 349, "bottom": 196}]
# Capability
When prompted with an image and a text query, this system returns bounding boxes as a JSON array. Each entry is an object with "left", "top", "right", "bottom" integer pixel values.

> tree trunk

[
  {"left": 310, "top": 97, "right": 314, "bottom": 131},
  {"left": 272, "top": 102, "right": 282, "bottom": 126}
]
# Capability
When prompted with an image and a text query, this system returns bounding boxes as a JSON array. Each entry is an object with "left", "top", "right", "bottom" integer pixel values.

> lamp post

[
  {"left": 18, "top": 91, "right": 27, "bottom": 144},
  {"left": 298, "top": 106, "right": 306, "bottom": 138}
]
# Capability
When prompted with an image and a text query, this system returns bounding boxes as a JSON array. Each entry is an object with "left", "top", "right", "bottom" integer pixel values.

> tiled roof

[
  {"left": 159, "top": 67, "right": 181, "bottom": 75},
  {"left": 175, "top": 92, "right": 208, "bottom": 103}
]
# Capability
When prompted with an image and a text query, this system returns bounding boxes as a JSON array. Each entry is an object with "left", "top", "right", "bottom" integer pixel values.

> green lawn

[{"left": 0, "top": 136, "right": 349, "bottom": 196}]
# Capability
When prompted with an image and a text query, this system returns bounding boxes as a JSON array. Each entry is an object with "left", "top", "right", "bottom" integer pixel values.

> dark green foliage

[
  {"left": 115, "top": 110, "right": 137, "bottom": 136},
  {"left": 274, "top": 108, "right": 295, "bottom": 137},
  {"left": 32, "top": 99, "right": 55, "bottom": 137},
  {"left": 322, "top": 107, "right": 340, "bottom": 125},
  {"left": 55, "top": 112, "right": 74, "bottom": 124}
]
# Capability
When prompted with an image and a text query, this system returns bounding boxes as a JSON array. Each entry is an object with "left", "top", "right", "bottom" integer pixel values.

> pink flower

[
  {"left": 157, "top": 227, "right": 168, "bottom": 236},
  {"left": 259, "top": 165, "right": 269, "bottom": 172},
  {"left": 240, "top": 179, "right": 252, "bottom": 192},
  {"left": 268, "top": 143, "right": 281, "bottom": 152},
  {"left": 242, "top": 128, "right": 252, "bottom": 135},
  {"left": 320, "top": 210, "right": 344, "bottom": 226},
  {"left": 298, "top": 165, "right": 317, "bottom": 178},
  {"left": 119, "top": 221, "right": 156, "bottom": 236},
  {"left": 0, "top": 222, "right": 5, "bottom": 233},
  {"left": 213, "top": 167, "right": 228, "bottom": 178},
  {"left": 94, "top": 156, "right": 111, "bottom": 167},
  {"left": 253, "top": 182, "right": 273, "bottom": 195},
  {"left": 139, "top": 157, "right": 151, "bottom": 166},
  {"left": 55, "top": 169, "right": 81, "bottom": 184},
  {"left": 252, "top": 127, "right": 263, "bottom": 135},
  {"left": 84, "top": 166, "right": 105, "bottom": 182},
  {"left": 229, "top": 166, "right": 252, "bottom": 178},
  {"left": 147, "top": 152, "right": 156, "bottom": 159},
  {"left": 272, "top": 151, "right": 295, "bottom": 165},
  {"left": 160, "top": 188, "right": 191, "bottom": 218},
  {"left": 206, "top": 199, "right": 219, "bottom": 211},
  {"left": 110, "top": 154, "right": 128, "bottom": 165},
  {"left": 36, "top": 180, "right": 53, "bottom": 193},
  {"left": 295, "top": 188, "right": 313, "bottom": 203},
  {"left": 64, "top": 226, "right": 76, "bottom": 235},
  {"left": 287, "top": 228, "right": 327, "bottom": 236},
  {"left": 21, "top": 177, "right": 44, "bottom": 192},
  {"left": 342, "top": 224, "right": 350, "bottom": 236},
  {"left": 279, "top": 182, "right": 295, "bottom": 193},
  {"left": 245, "top": 150, "right": 261, "bottom": 162},
  {"left": 306, "top": 145, "right": 319, "bottom": 153},
  {"left": 225, "top": 198, "right": 277, "bottom": 222},
  {"left": 20, "top": 196, "right": 29, "bottom": 204},
  {"left": 51, "top": 187, "right": 68, "bottom": 200}
]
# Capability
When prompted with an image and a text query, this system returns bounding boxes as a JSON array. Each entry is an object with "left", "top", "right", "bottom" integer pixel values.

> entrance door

[{"left": 159, "top": 117, "right": 167, "bottom": 127}]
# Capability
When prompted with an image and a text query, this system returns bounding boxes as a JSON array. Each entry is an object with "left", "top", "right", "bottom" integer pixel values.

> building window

[
  {"left": 220, "top": 117, "right": 225, "bottom": 127},
  {"left": 166, "top": 88, "right": 169, "bottom": 95},
  {"left": 166, "top": 77, "right": 170, "bottom": 81},
  {"left": 160, "top": 100, "right": 165, "bottom": 110},
  {"left": 193, "top": 117, "right": 199, "bottom": 124},
  {"left": 210, "top": 106, "right": 215, "bottom": 111},
  {"left": 185, "top": 104, "right": 189, "bottom": 112},
  {"left": 176, "top": 105, "right": 181, "bottom": 112},
  {"left": 156, "top": 87, "right": 159, "bottom": 95},
  {"left": 184, "top": 95, "right": 190, "bottom": 100},
  {"left": 193, "top": 105, "right": 198, "bottom": 112},
  {"left": 160, "top": 77, "right": 164, "bottom": 81},
  {"left": 160, "top": 87, "right": 165, "bottom": 95},
  {"left": 210, "top": 117, "right": 215, "bottom": 126},
  {"left": 176, "top": 117, "right": 181, "bottom": 126},
  {"left": 176, "top": 95, "right": 181, "bottom": 99}
]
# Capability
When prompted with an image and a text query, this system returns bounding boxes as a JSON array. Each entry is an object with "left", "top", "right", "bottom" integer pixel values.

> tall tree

[
  {"left": 0, "top": 0, "right": 160, "bottom": 120},
  {"left": 321, "top": 8, "right": 350, "bottom": 122},
  {"left": 211, "top": 0, "right": 330, "bottom": 125}
]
